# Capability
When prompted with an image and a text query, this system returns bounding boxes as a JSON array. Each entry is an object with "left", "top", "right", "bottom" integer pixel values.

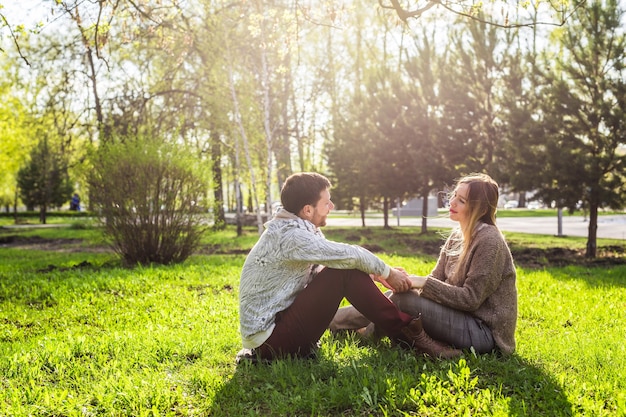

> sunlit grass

[{"left": 0, "top": 224, "right": 625, "bottom": 416}]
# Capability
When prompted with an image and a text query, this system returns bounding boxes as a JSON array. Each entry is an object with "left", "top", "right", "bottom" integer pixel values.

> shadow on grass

[
  {"left": 208, "top": 345, "right": 572, "bottom": 416},
  {"left": 468, "top": 353, "right": 573, "bottom": 417}
]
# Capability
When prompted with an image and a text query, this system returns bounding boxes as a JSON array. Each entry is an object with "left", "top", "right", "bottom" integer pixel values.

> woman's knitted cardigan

[{"left": 421, "top": 223, "right": 518, "bottom": 354}]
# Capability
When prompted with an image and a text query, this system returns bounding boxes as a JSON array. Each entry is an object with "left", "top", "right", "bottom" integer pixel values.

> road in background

[
  {"left": 7, "top": 213, "right": 623, "bottom": 240},
  {"left": 327, "top": 214, "right": 626, "bottom": 240}
]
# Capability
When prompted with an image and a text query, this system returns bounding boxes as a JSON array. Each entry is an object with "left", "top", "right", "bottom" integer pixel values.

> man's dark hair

[{"left": 280, "top": 172, "right": 331, "bottom": 214}]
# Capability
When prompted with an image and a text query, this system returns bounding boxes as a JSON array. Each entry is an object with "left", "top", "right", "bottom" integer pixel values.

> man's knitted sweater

[
  {"left": 421, "top": 223, "right": 518, "bottom": 354},
  {"left": 239, "top": 209, "right": 391, "bottom": 348}
]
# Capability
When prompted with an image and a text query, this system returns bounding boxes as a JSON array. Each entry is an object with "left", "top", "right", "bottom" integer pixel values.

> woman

[{"left": 330, "top": 173, "right": 517, "bottom": 355}]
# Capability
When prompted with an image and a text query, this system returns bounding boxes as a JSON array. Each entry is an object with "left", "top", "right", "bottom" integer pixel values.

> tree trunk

[
  {"left": 39, "top": 204, "right": 47, "bottom": 224},
  {"left": 585, "top": 203, "right": 598, "bottom": 258},
  {"left": 421, "top": 190, "right": 429, "bottom": 234},
  {"left": 211, "top": 137, "right": 225, "bottom": 231},
  {"left": 235, "top": 182, "right": 243, "bottom": 237},
  {"left": 12, "top": 188, "right": 18, "bottom": 223},
  {"left": 359, "top": 196, "right": 366, "bottom": 227},
  {"left": 383, "top": 197, "right": 390, "bottom": 229}
]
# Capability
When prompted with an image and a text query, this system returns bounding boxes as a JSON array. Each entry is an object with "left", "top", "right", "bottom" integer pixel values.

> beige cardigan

[{"left": 421, "top": 223, "right": 518, "bottom": 354}]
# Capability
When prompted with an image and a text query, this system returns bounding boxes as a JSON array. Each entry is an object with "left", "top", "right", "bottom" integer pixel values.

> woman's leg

[
  {"left": 391, "top": 292, "right": 495, "bottom": 353},
  {"left": 329, "top": 291, "right": 495, "bottom": 353},
  {"left": 257, "top": 268, "right": 412, "bottom": 359}
]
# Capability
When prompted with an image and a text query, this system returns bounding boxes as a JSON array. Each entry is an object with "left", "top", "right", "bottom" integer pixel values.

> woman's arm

[{"left": 420, "top": 228, "right": 509, "bottom": 311}]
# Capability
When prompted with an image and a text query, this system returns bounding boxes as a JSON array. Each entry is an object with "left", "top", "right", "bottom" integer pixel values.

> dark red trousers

[{"left": 257, "top": 267, "right": 413, "bottom": 359}]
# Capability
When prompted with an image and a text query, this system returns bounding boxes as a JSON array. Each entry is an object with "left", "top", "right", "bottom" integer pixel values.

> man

[{"left": 237, "top": 172, "right": 461, "bottom": 362}]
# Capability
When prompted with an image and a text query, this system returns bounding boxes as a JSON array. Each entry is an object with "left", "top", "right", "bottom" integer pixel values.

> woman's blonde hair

[{"left": 445, "top": 173, "right": 500, "bottom": 273}]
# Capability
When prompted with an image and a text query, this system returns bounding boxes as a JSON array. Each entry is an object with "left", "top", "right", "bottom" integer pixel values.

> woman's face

[{"left": 449, "top": 183, "right": 470, "bottom": 226}]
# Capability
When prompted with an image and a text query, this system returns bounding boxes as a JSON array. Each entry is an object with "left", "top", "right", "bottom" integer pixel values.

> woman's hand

[{"left": 409, "top": 275, "right": 427, "bottom": 289}]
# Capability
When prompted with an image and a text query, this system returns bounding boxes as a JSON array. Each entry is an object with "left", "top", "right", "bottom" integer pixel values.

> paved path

[{"left": 327, "top": 214, "right": 626, "bottom": 240}]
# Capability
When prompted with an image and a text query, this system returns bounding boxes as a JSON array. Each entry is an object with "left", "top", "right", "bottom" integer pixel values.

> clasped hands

[{"left": 372, "top": 267, "right": 427, "bottom": 293}]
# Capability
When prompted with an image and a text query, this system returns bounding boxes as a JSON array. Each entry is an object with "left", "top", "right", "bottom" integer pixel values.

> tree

[
  {"left": 365, "top": 69, "right": 423, "bottom": 229},
  {"left": 17, "top": 136, "right": 73, "bottom": 224},
  {"left": 3, "top": 0, "right": 619, "bottom": 243},
  {"left": 398, "top": 27, "right": 455, "bottom": 232},
  {"left": 326, "top": 0, "right": 383, "bottom": 226},
  {"left": 327, "top": 96, "right": 378, "bottom": 223},
  {"left": 537, "top": 0, "right": 626, "bottom": 257},
  {"left": 0, "top": 56, "right": 34, "bottom": 213},
  {"left": 497, "top": 7, "right": 538, "bottom": 198},
  {"left": 437, "top": 16, "right": 515, "bottom": 176}
]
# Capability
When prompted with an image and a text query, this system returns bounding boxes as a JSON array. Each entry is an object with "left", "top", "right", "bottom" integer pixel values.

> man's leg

[
  {"left": 329, "top": 290, "right": 393, "bottom": 333},
  {"left": 258, "top": 268, "right": 412, "bottom": 359}
]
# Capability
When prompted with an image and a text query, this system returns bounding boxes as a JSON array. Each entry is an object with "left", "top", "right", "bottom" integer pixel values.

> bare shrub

[{"left": 88, "top": 137, "right": 209, "bottom": 266}]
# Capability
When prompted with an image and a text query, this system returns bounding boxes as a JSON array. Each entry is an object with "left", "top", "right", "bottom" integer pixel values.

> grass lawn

[{"left": 0, "top": 221, "right": 625, "bottom": 416}]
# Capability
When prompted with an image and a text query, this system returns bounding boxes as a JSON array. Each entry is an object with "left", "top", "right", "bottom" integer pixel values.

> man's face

[{"left": 302, "top": 188, "right": 334, "bottom": 227}]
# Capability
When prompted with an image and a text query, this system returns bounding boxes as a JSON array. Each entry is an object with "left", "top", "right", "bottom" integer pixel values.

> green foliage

[
  {"left": 535, "top": 0, "right": 626, "bottom": 256},
  {"left": 87, "top": 136, "right": 210, "bottom": 266},
  {"left": 0, "top": 55, "right": 34, "bottom": 208},
  {"left": 16, "top": 136, "right": 73, "bottom": 219}
]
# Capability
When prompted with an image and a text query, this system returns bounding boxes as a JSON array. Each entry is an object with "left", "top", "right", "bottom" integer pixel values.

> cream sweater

[
  {"left": 421, "top": 223, "right": 518, "bottom": 354},
  {"left": 239, "top": 209, "right": 391, "bottom": 348}
]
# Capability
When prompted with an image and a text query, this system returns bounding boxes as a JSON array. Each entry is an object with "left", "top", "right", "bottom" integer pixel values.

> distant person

[
  {"left": 331, "top": 173, "right": 518, "bottom": 355},
  {"left": 70, "top": 193, "right": 81, "bottom": 211},
  {"left": 237, "top": 172, "right": 462, "bottom": 362}
]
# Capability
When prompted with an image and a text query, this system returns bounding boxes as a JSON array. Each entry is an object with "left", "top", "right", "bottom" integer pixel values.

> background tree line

[{"left": 0, "top": 0, "right": 624, "bottom": 258}]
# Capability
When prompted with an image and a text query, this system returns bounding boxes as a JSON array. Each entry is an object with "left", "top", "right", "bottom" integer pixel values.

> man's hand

[{"left": 374, "top": 267, "right": 412, "bottom": 293}]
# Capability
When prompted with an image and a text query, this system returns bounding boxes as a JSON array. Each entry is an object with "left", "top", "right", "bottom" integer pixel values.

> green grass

[
  {"left": 0, "top": 211, "right": 92, "bottom": 226},
  {"left": 0, "top": 225, "right": 625, "bottom": 416}
]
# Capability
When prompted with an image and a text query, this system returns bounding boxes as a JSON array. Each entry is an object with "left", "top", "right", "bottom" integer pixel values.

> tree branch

[
  {"left": 378, "top": 0, "right": 439, "bottom": 22},
  {"left": 0, "top": 12, "right": 30, "bottom": 66},
  {"left": 379, "top": 0, "right": 588, "bottom": 27}
]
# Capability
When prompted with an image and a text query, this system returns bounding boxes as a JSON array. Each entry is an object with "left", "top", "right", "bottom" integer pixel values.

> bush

[{"left": 88, "top": 137, "right": 209, "bottom": 266}]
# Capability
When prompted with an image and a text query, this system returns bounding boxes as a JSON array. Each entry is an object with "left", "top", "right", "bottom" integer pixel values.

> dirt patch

[
  {"left": 510, "top": 245, "right": 626, "bottom": 268},
  {"left": 393, "top": 237, "right": 444, "bottom": 256},
  {"left": 1, "top": 235, "right": 84, "bottom": 249},
  {"left": 195, "top": 245, "right": 251, "bottom": 255},
  {"left": 37, "top": 260, "right": 94, "bottom": 273}
]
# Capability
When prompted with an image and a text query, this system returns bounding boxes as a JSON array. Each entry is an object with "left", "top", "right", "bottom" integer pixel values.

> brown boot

[{"left": 398, "top": 316, "right": 462, "bottom": 359}]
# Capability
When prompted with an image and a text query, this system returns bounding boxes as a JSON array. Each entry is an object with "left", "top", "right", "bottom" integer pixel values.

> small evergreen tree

[
  {"left": 17, "top": 137, "right": 73, "bottom": 224},
  {"left": 537, "top": 0, "right": 626, "bottom": 258}
]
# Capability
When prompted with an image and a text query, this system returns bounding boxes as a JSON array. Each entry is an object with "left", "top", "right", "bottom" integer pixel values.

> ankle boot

[{"left": 398, "top": 316, "right": 463, "bottom": 359}]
